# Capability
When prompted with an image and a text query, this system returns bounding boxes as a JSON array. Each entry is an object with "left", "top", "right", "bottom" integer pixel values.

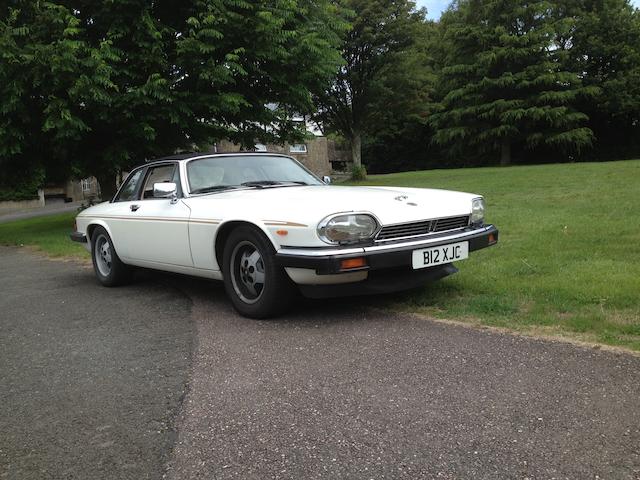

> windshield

[{"left": 186, "top": 155, "right": 323, "bottom": 194}]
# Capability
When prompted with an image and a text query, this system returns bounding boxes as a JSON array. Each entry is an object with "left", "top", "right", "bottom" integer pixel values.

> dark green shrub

[{"left": 350, "top": 164, "right": 367, "bottom": 181}]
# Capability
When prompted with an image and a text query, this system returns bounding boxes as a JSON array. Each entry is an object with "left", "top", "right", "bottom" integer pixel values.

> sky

[{"left": 415, "top": 0, "right": 640, "bottom": 20}]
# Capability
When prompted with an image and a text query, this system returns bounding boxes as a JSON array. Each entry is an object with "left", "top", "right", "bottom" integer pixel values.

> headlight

[
  {"left": 471, "top": 197, "right": 485, "bottom": 225},
  {"left": 318, "top": 213, "right": 379, "bottom": 244}
]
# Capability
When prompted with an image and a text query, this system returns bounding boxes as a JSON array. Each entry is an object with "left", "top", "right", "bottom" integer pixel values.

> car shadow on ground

[{"left": 129, "top": 267, "right": 414, "bottom": 326}]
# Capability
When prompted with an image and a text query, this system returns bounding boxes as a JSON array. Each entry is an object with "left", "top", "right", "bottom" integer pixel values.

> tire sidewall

[{"left": 90, "top": 226, "right": 128, "bottom": 287}]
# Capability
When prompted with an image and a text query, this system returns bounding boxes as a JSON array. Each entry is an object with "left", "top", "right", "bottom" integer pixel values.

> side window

[
  {"left": 141, "top": 164, "right": 177, "bottom": 199},
  {"left": 114, "top": 169, "right": 144, "bottom": 202}
]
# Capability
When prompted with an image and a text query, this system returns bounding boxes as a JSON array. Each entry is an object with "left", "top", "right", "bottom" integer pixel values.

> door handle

[{"left": 130, "top": 204, "right": 140, "bottom": 212}]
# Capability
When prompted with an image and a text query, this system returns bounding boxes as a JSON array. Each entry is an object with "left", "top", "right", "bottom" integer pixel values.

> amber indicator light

[{"left": 340, "top": 257, "right": 367, "bottom": 270}]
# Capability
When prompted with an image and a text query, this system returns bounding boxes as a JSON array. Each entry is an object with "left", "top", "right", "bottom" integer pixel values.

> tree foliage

[
  {"left": 2, "top": 0, "right": 640, "bottom": 185},
  {"left": 314, "top": 0, "right": 430, "bottom": 169},
  {"left": 363, "top": 18, "right": 442, "bottom": 173},
  {"left": 430, "top": 0, "right": 596, "bottom": 165},
  {"left": 555, "top": 0, "right": 640, "bottom": 160},
  {"left": 0, "top": 2, "right": 99, "bottom": 187},
  {"left": 0, "top": 0, "right": 347, "bottom": 196}
]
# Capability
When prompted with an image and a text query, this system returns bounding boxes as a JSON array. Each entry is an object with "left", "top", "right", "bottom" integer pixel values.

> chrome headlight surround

[
  {"left": 317, "top": 212, "right": 380, "bottom": 245},
  {"left": 471, "top": 197, "right": 485, "bottom": 226}
]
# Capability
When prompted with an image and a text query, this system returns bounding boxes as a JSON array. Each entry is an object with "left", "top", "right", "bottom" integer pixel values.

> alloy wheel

[{"left": 230, "top": 240, "right": 266, "bottom": 304}]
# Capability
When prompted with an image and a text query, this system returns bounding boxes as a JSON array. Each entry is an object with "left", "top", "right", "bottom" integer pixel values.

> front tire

[
  {"left": 222, "top": 226, "right": 295, "bottom": 319},
  {"left": 90, "top": 226, "right": 132, "bottom": 287}
]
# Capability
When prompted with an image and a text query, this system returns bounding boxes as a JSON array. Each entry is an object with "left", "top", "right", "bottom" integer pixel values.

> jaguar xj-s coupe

[{"left": 71, "top": 153, "right": 499, "bottom": 318}]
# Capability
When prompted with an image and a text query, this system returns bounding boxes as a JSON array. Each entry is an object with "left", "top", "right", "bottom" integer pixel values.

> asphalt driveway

[
  {"left": 1, "top": 247, "right": 639, "bottom": 479},
  {"left": 0, "top": 248, "right": 193, "bottom": 479}
]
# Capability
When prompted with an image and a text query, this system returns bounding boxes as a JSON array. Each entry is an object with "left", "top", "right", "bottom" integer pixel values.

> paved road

[
  {"left": 2, "top": 248, "right": 640, "bottom": 479},
  {"left": 0, "top": 202, "right": 82, "bottom": 224},
  {"left": 0, "top": 247, "right": 193, "bottom": 480}
]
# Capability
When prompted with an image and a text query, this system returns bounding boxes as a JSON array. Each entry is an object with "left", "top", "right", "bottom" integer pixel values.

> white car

[{"left": 71, "top": 153, "right": 498, "bottom": 318}]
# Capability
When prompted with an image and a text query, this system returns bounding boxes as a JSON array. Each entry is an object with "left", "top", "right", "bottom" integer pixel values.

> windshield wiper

[
  {"left": 240, "top": 181, "right": 280, "bottom": 188},
  {"left": 240, "top": 180, "right": 308, "bottom": 188},
  {"left": 190, "top": 185, "right": 238, "bottom": 194},
  {"left": 192, "top": 181, "right": 308, "bottom": 194}
]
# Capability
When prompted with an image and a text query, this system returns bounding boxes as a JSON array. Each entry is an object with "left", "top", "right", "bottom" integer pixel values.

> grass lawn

[
  {"left": 0, "top": 212, "right": 89, "bottom": 259},
  {"left": 349, "top": 160, "right": 640, "bottom": 351}
]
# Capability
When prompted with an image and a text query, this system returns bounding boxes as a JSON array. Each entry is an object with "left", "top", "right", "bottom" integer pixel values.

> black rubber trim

[
  {"left": 69, "top": 232, "right": 87, "bottom": 243},
  {"left": 276, "top": 225, "right": 498, "bottom": 275}
]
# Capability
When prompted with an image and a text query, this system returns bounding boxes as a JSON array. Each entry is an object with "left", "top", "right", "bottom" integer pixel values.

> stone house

[
  {"left": 215, "top": 136, "right": 349, "bottom": 178},
  {"left": 42, "top": 177, "right": 100, "bottom": 204},
  {"left": 0, "top": 177, "right": 100, "bottom": 213}
]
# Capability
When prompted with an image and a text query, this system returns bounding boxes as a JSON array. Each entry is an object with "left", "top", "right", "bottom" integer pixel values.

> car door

[{"left": 107, "top": 163, "right": 193, "bottom": 267}]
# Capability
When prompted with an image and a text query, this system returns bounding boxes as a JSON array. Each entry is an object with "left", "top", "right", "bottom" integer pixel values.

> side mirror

[
  {"left": 154, "top": 182, "right": 178, "bottom": 203},
  {"left": 322, "top": 175, "right": 332, "bottom": 184}
]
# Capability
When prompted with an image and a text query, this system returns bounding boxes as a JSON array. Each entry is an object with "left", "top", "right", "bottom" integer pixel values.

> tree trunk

[
  {"left": 350, "top": 132, "right": 362, "bottom": 168},
  {"left": 95, "top": 170, "right": 117, "bottom": 201},
  {"left": 500, "top": 140, "right": 511, "bottom": 166}
]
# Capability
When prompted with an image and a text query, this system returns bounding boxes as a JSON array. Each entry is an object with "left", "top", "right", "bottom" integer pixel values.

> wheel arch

[
  {"left": 86, "top": 220, "right": 115, "bottom": 250},
  {"left": 214, "top": 220, "right": 278, "bottom": 271}
]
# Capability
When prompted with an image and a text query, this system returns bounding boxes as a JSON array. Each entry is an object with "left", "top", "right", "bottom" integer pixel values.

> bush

[
  {"left": 350, "top": 164, "right": 367, "bottom": 181},
  {"left": 0, "top": 187, "right": 40, "bottom": 202},
  {"left": 0, "top": 168, "right": 44, "bottom": 201}
]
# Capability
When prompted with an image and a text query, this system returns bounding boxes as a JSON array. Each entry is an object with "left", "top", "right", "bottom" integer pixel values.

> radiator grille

[{"left": 376, "top": 215, "right": 470, "bottom": 241}]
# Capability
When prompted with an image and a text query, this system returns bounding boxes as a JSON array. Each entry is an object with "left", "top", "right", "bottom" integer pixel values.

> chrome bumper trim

[
  {"left": 277, "top": 225, "right": 493, "bottom": 258},
  {"left": 364, "top": 225, "right": 493, "bottom": 253}
]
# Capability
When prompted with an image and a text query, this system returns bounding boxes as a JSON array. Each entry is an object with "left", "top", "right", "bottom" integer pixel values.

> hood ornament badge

[{"left": 394, "top": 195, "right": 408, "bottom": 201}]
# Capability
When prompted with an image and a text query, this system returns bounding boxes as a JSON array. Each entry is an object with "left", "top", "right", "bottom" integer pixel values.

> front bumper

[
  {"left": 276, "top": 224, "right": 498, "bottom": 298},
  {"left": 276, "top": 224, "right": 498, "bottom": 275}
]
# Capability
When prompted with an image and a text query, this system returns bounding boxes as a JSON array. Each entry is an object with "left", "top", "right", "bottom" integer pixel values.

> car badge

[{"left": 394, "top": 195, "right": 408, "bottom": 201}]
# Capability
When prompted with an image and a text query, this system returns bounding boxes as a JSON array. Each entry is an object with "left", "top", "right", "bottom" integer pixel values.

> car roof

[{"left": 150, "top": 151, "right": 288, "bottom": 163}]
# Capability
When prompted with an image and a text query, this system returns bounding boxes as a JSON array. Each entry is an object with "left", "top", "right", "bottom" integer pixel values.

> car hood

[{"left": 186, "top": 185, "right": 479, "bottom": 226}]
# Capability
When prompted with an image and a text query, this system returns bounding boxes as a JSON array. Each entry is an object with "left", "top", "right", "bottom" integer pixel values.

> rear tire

[
  {"left": 222, "top": 225, "right": 295, "bottom": 318},
  {"left": 90, "top": 226, "right": 132, "bottom": 287}
]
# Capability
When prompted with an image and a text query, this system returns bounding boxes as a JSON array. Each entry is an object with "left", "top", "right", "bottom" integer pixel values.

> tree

[
  {"left": 431, "top": 0, "right": 595, "bottom": 166},
  {"left": 0, "top": 2, "right": 108, "bottom": 191},
  {"left": 362, "top": 18, "right": 442, "bottom": 173},
  {"left": 314, "top": 0, "right": 429, "bottom": 170},
  {"left": 555, "top": 0, "right": 640, "bottom": 160},
  {"left": 0, "top": 1, "right": 347, "bottom": 198}
]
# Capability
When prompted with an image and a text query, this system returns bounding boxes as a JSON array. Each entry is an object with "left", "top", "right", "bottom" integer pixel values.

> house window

[
  {"left": 254, "top": 143, "right": 267, "bottom": 152},
  {"left": 290, "top": 144, "right": 307, "bottom": 154},
  {"left": 81, "top": 178, "right": 92, "bottom": 192}
]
